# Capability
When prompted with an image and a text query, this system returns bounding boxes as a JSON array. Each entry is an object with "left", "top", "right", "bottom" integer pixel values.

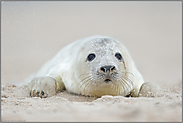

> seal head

[{"left": 73, "top": 37, "right": 134, "bottom": 96}]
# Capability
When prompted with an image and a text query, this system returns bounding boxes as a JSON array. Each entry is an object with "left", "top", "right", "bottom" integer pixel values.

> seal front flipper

[
  {"left": 138, "top": 82, "right": 163, "bottom": 97},
  {"left": 28, "top": 76, "right": 65, "bottom": 98}
]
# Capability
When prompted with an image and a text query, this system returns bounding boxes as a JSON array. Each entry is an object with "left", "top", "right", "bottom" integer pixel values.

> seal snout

[
  {"left": 99, "top": 65, "right": 116, "bottom": 74},
  {"left": 99, "top": 65, "right": 117, "bottom": 83},
  {"left": 99, "top": 65, "right": 116, "bottom": 83}
]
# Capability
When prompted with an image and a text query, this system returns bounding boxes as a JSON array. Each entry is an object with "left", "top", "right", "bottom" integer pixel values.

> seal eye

[
  {"left": 87, "top": 53, "right": 96, "bottom": 62},
  {"left": 115, "top": 52, "right": 122, "bottom": 61}
]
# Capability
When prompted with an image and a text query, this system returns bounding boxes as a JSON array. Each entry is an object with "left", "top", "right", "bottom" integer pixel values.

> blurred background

[{"left": 1, "top": 1, "right": 182, "bottom": 88}]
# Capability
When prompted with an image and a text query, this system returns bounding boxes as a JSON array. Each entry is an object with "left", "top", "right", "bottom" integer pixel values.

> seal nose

[{"left": 99, "top": 65, "right": 116, "bottom": 74}]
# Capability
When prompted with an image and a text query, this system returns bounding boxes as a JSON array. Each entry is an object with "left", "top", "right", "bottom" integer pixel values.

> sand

[
  {"left": 1, "top": 1, "right": 182, "bottom": 122},
  {"left": 1, "top": 83, "right": 182, "bottom": 122}
]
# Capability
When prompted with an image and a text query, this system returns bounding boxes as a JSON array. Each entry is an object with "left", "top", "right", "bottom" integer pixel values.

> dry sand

[
  {"left": 1, "top": 1, "right": 182, "bottom": 122},
  {"left": 1, "top": 83, "right": 182, "bottom": 122}
]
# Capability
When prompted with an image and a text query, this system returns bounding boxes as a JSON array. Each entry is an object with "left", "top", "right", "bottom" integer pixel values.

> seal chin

[{"left": 104, "top": 79, "right": 111, "bottom": 83}]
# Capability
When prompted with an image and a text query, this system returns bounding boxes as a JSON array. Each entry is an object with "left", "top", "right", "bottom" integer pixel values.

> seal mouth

[{"left": 104, "top": 79, "right": 111, "bottom": 83}]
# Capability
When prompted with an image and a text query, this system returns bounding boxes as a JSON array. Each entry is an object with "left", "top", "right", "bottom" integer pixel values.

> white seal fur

[{"left": 27, "top": 36, "right": 161, "bottom": 97}]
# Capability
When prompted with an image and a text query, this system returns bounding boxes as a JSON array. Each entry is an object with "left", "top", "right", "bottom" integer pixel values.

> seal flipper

[
  {"left": 138, "top": 82, "right": 163, "bottom": 97},
  {"left": 28, "top": 76, "right": 65, "bottom": 98},
  {"left": 53, "top": 76, "right": 65, "bottom": 92}
]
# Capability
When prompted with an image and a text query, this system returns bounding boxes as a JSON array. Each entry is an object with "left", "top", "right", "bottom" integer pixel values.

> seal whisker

[
  {"left": 122, "top": 76, "right": 133, "bottom": 85},
  {"left": 83, "top": 76, "right": 98, "bottom": 95},
  {"left": 80, "top": 75, "right": 98, "bottom": 90},
  {"left": 78, "top": 73, "right": 92, "bottom": 78},
  {"left": 113, "top": 75, "right": 132, "bottom": 95},
  {"left": 84, "top": 77, "right": 95, "bottom": 89},
  {"left": 120, "top": 77, "right": 132, "bottom": 94},
  {"left": 113, "top": 82, "right": 118, "bottom": 96},
  {"left": 78, "top": 74, "right": 94, "bottom": 88},
  {"left": 84, "top": 80, "right": 93, "bottom": 94},
  {"left": 121, "top": 72, "right": 134, "bottom": 76},
  {"left": 118, "top": 79, "right": 126, "bottom": 95},
  {"left": 116, "top": 80, "right": 122, "bottom": 95},
  {"left": 70, "top": 76, "right": 91, "bottom": 88},
  {"left": 121, "top": 77, "right": 131, "bottom": 89},
  {"left": 79, "top": 75, "right": 93, "bottom": 83},
  {"left": 113, "top": 73, "right": 133, "bottom": 88},
  {"left": 79, "top": 76, "right": 93, "bottom": 88},
  {"left": 79, "top": 79, "right": 91, "bottom": 89},
  {"left": 115, "top": 80, "right": 122, "bottom": 96},
  {"left": 83, "top": 80, "right": 90, "bottom": 92},
  {"left": 112, "top": 76, "right": 123, "bottom": 95},
  {"left": 111, "top": 81, "right": 117, "bottom": 89},
  {"left": 116, "top": 72, "right": 134, "bottom": 76},
  {"left": 117, "top": 84, "right": 121, "bottom": 96}
]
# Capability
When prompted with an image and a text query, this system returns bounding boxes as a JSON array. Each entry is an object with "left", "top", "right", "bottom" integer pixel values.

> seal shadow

[
  {"left": 56, "top": 90, "right": 132, "bottom": 102},
  {"left": 3, "top": 83, "right": 135, "bottom": 103}
]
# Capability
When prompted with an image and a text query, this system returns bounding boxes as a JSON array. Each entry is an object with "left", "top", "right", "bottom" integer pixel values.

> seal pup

[{"left": 28, "top": 36, "right": 162, "bottom": 98}]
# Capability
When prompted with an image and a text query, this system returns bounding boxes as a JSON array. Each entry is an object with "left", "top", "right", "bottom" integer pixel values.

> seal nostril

[
  {"left": 100, "top": 65, "right": 116, "bottom": 74},
  {"left": 100, "top": 67, "right": 106, "bottom": 73},
  {"left": 111, "top": 66, "right": 116, "bottom": 71}
]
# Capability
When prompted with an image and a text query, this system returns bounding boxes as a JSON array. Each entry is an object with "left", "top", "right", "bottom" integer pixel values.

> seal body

[{"left": 28, "top": 36, "right": 146, "bottom": 97}]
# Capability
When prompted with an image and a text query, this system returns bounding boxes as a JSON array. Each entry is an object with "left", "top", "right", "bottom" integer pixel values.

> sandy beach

[{"left": 1, "top": 1, "right": 182, "bottom": 122}]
